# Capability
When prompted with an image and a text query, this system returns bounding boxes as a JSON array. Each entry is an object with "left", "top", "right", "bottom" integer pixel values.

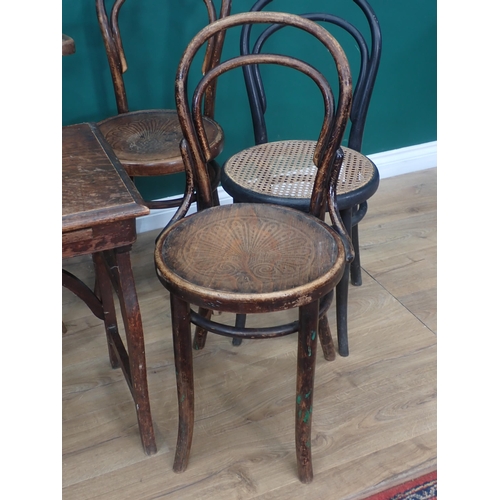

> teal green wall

[{"left": 62, "top": 0, "right": 437, "bottom": 201}]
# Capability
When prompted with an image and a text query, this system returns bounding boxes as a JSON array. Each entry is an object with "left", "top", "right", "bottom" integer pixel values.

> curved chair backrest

[
  {"left": 95, "top": 0, "right": 232, "bottom": 117},
  {"left": 175, "top": 12, "right": 352, "bottom": 219},
  {"left": 240, "top": 0, "right": 381, "bottom": 151}
]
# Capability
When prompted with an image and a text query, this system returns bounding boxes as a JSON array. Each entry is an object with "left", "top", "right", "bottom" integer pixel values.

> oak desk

[{"left": 62, "top": 122, "right": 156, "bottom": 455}]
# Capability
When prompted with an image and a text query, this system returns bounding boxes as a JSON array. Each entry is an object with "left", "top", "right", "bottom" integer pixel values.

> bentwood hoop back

[
  {"left": 94, "top": 0, "right": 230, "bottom": 209},
  {"left": 155, "top": 12, "right": 352, "bottom": 483},
  {"left": 231, "top": 0, "right": 382, "bottom": 356}
]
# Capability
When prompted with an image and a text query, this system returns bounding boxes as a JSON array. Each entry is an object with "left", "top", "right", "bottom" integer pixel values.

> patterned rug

[{"left": 361, "top": 471, "right": 437, "bottom": 500}]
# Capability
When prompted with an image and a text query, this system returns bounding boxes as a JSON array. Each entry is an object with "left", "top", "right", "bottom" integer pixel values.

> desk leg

[
  {"left": 92, "top": 256, "right": 121, "bottom": 369},
  {"left": 94, "top": 248, "right": 157, "bottom": 456}
]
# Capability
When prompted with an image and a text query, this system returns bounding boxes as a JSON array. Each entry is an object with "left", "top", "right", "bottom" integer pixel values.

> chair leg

[
  {"left": 318, "top": 314, "right": 336, "bottom": 361},
  {"left": 296, "top": 300, "right": 319, "bottom": 484},
  {"left": 193, "top": 308, "right": 211, "bottom": 350},
  {"left": 336, "top": 208, "right": 352, "bottom": 357},
  {"left": 350, "top": 223, "right": 362, "bottom": 286},
  {"left": 232, "top": 314, "right": 245, "bottom": 346},
  {"left": 171, "top": 294, "right": 195, "bottom": 473},
  {"left": 350, "top": 201, "right": 368, "bottom": 286}
]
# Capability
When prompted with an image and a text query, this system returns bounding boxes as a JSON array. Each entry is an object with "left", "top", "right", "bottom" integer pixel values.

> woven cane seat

[
  {"left": 221, "top": 140, "right": 379, "bottom": 211},
  {"left": 155, "top": 203, "right": 345, "bottom": 313},
  {"left": 98, "top": 110, "right": 224, "bottom": 177}
]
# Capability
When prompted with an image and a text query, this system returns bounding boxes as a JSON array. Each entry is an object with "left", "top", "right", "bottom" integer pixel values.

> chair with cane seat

[
  {"left": 154, "top": 11, "right": 352, "bottom": 483},
  {"left": 95, "top": 0, "right": 230, "bottom": 210},
  {"left": 220, "top": 0, "right": 382, "bottom": 356}
]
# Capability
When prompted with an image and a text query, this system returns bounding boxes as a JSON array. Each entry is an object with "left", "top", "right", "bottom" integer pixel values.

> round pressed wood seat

[
  {"left": 221, "top": 140, "right": 379, "bottom": 211},
  {"left": 155, "top": 203, "right": 346, "bottom": 314},
  {"left": 98, "top": 110, "right": 224, "bottom": 177}
]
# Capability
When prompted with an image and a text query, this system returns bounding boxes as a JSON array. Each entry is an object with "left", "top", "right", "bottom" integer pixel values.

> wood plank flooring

[{"left": 62, "top": 168, "right": 437, "bottom": 499}]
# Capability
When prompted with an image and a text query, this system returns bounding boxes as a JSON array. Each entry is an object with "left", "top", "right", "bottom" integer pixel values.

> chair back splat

[{"left": 155, "top": 11, "right": 353, "bottom": 483}]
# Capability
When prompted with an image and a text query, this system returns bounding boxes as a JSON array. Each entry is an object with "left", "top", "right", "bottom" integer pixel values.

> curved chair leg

[
  {"left": 336, "top": 208, "right": 352, "bottom": 357},
  {"left": 296, "top": 300, "right": 319, "bottom": 484},
  {"left": 318, "top": 314, "right": 336, "bottom": 361},
  {"left": 171, "top": 294, "right": 195, "bottom": 473}
]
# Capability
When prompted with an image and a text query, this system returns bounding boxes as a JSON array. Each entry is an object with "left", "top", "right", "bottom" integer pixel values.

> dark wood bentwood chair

[
  {"left": 221, "top": 0, "right": 382, "bottom": 356},
  {"left": 154, "top": 12, "right": 353, "bottom": 483},
  {"left": 95, "top": 0, "right": 229, "bottom": 210}
]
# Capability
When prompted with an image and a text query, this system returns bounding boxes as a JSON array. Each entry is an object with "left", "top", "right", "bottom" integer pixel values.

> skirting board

[{"left": 136, "top": 140, "right": 437, "bottom": 234}]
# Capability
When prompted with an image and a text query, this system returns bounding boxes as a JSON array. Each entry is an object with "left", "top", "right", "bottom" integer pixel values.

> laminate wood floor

[{"left": 62, "top": 168, "right": 437, "bottom": 500}]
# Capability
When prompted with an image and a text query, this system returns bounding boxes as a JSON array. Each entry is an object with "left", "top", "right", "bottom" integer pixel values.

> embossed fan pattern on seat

[
  {"left": 160, "top": 204, "right": 338, "bottom": 294},
  {"left": 98, "top": 110, "right": 222, "bottom": 167}
]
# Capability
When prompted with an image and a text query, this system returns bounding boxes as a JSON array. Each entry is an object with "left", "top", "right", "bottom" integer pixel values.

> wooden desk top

[{"left": 62, "top": 123, "right": 149, "bottom": 233}]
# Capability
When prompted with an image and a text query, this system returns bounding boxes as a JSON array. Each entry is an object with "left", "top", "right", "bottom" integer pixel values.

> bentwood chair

[
  {"left": 155, "top": 12, "right": 352, "bottom": 483},
  {"left": 221, "top": 0, "right": 382, "bottom": 356},
  {"left": 95, "top": 0, "right": 229, "bottom": 210}
]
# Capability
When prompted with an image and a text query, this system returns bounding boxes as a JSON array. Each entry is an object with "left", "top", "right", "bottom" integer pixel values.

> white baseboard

[
  {"left": 136, "top": 141, "right": 437, "bottom": 234},
  {"left": 136, "top": 188, "right": 234, "bottom": 234},
  {"left": 369, "top": 140, "right": 437, "bottom": 179}
]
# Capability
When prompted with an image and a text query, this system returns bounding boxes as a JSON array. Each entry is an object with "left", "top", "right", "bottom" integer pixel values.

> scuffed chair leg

[
  {"left": 171, "top": 294, "right": 195, "bottom": 473},
  {"left": 336, "top": 208, "right": 352, "bottom": 357},
  {"left": 295, "top": 300, "right": 319, "bottom": 484}
]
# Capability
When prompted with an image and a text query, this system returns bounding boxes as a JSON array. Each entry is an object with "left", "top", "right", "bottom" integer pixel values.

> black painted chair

[
  {"left": 155, "top": 11, "right": 353, "bottom": 482},
  {"left": 221, "top": 0, "right": 382, "bottom": 356}
]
